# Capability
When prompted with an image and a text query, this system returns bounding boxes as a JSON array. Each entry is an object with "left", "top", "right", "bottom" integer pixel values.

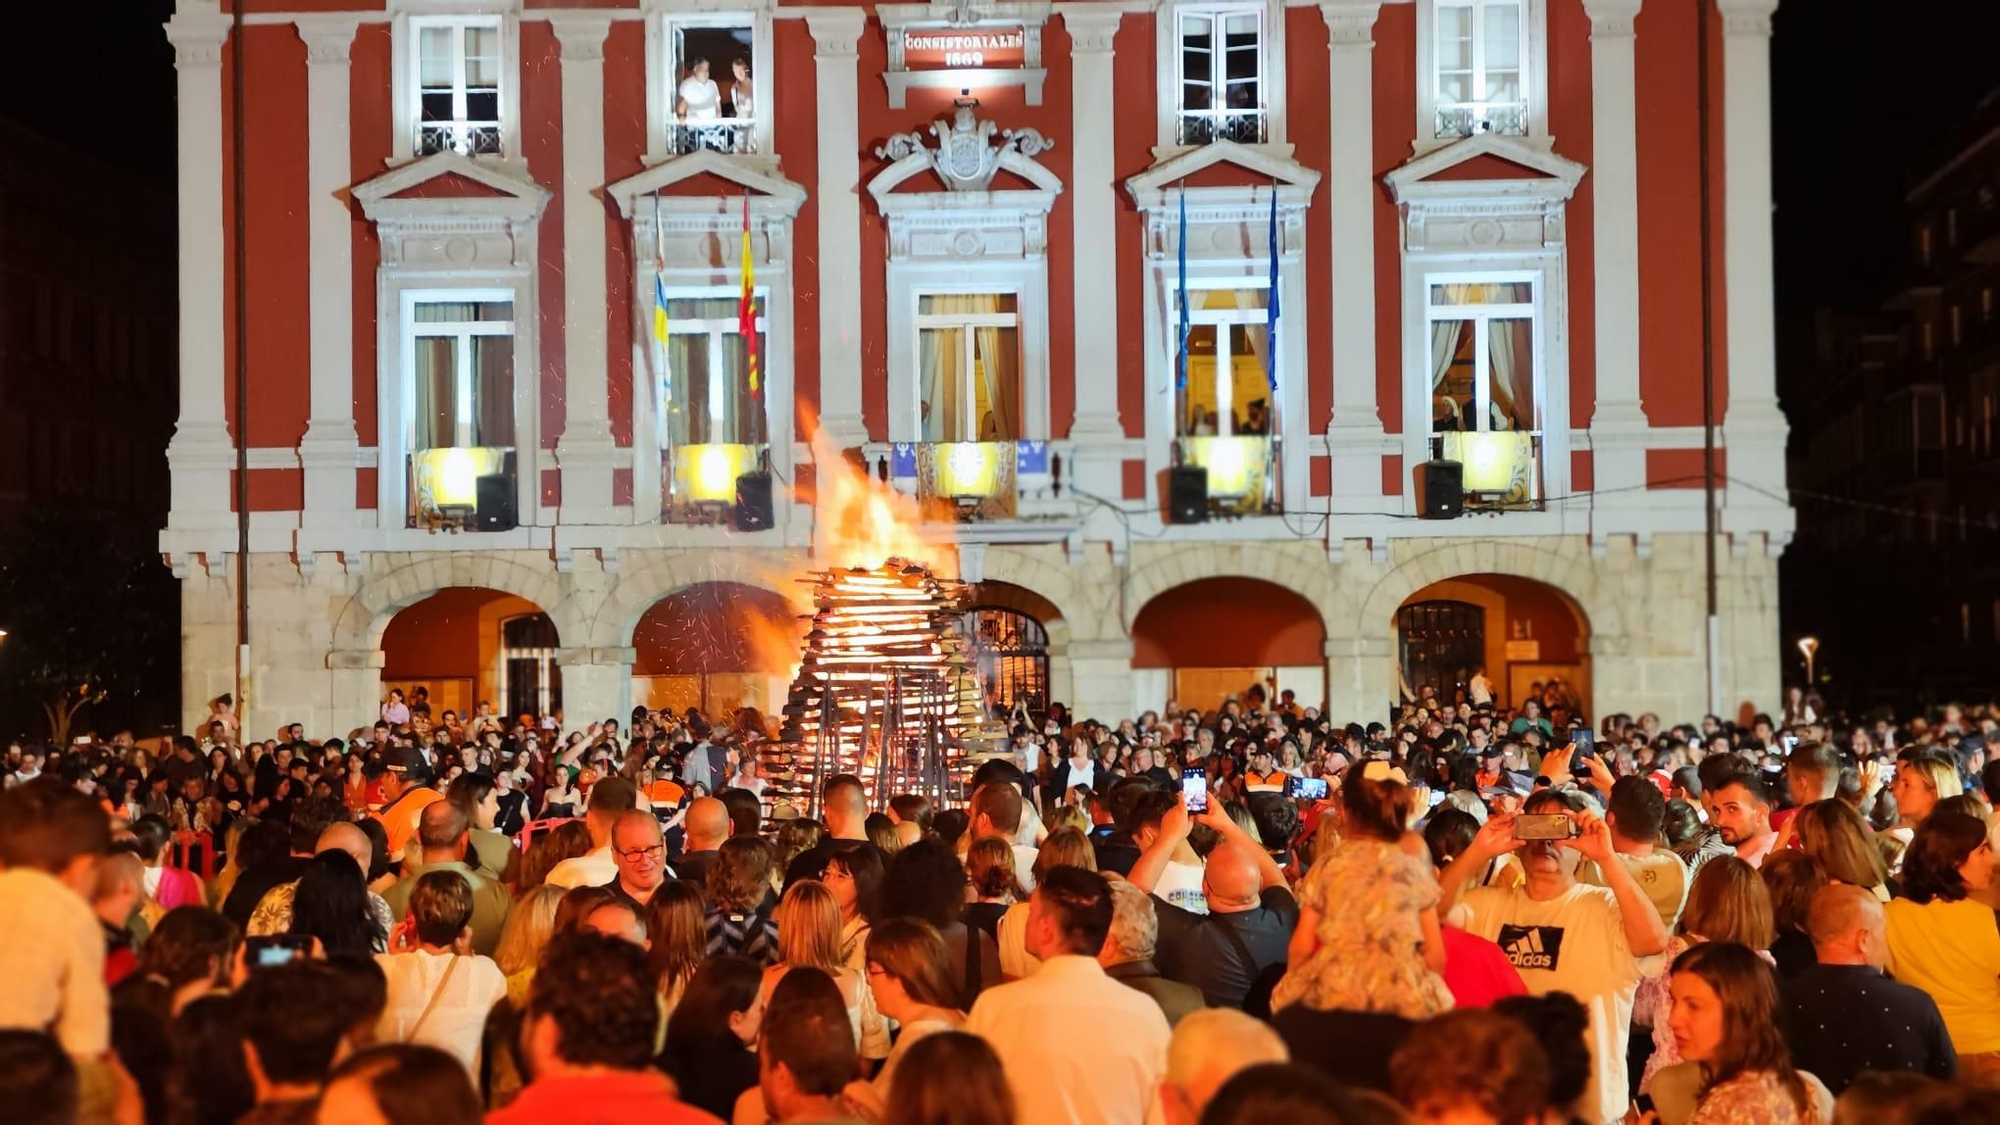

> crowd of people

[{"left": 5, "top": 679, "right": 2000, "bottom": 1125}]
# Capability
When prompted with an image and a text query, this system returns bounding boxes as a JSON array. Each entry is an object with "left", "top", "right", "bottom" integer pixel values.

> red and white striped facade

[{"left": 162, "top": 0, "right": 1793, "bottom": 736}]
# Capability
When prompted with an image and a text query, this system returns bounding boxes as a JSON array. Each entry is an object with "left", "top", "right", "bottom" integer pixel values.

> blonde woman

[
  {"left": 995, "top": 826, "right": 1096, "bottom": 980},
  {"left": 758, "top": 880, "right": 889, "bottom": 1065},
  {"left": 491, "top": 884, "right": 565, "bottom": 1005},
  {"left": 1886, "top": 749, "right": 1963, "bottom": 870}
]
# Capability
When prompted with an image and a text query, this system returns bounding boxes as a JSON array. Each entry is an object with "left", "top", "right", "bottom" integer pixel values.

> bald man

[
  {"left": 247, "top": 821, "right": 400, "bottom": 940},
  {"left": 672, "top": 797, "right": 730, "bottom": 887},
  {"left": 1130, "top": 795, "right": 1296, "bottom": 1009},
  {"left": 94, "top": 851, "right": 147, "bottom": 987},
  {"left": 380, "top": 801, "right": 512, "bottom": 955},
  {"left": 1781, "top": 884, "right": 1955, "bottom": 1094}
]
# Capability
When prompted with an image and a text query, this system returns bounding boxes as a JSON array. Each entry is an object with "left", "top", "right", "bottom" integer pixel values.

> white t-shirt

[
  {"left": 1154, "top": 860, "right": 1208, "bottom": 915},
  {"left": 1454, "top": 882, "right": 1639, "bottom": 1125},
  {"left": 679, "top": 76, "right": 721, "bottom": 121},
  {"left": 373, "top": 951, "right": 508, "bottom": 1074}
]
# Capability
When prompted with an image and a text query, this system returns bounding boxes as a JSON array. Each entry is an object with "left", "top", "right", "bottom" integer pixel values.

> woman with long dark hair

[
  {"left": 820, "top": 844, "right": 885, "bottom": 972},
  {"left": 1884, "top": 809, "right": 2000, "bottom": 1074},
  {"left": 662, "top": 955, "right": 765, "bottom": 1120},
  {"left": 287, "top": 850, "right": 385, "bottom": 956},
  {"left": 881, "top": 1032, "right": 1016, "bottom": 1125},
  {"left": 1660, "top": 941, "right": 1830, "bottom": 1123}
]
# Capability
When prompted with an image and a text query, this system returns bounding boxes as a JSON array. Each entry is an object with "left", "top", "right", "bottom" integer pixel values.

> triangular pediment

[
  {"left": 608, "top": 150, "right": 806, "bottom": 219},
  {"left": 1384, "top": 133, "right": 1585, "bottom": 204},
  {"left": 355, "top": 153, "right": 548, "bottom": 209},
  {"left": 1126, "top": 140, "right": 1321, "bottom": 210}
]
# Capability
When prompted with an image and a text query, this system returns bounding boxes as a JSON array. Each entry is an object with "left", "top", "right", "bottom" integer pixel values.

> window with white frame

[
  {"left": 1425, "top": 278, "right": 1537, "bottom": 434},
  {"left": 1176, "top": 6, "right": 1265, "bottom": 146},
  {"left": 1174, "top": 284, "right": 1275, "bottom": 438},
  {"left": 405, "top": 296, "right": 515, "bottom": 521},
  {"left": 916, "top": 294, "right": 1021, "bottom": 443},
  {"left": 1432, "top": 0, "right": 1527, "bottom": 140},
  {"left": 660, "top": 292, "right": 766, "bottom": 448},
  {"left": 413, "top": 17, "right": 503, "bottom": 156},
  {"left": 664, "top": 15, "right": 760, "bottom": 155}
]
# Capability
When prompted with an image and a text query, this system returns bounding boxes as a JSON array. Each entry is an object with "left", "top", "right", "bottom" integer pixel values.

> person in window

[
  {"left": 728, "top": 57, "right": 754, "bottom": 121},
  {"left": 1241, "top": 399, "right": 1269, "bottom": 436},
  {"left": 676, "top": 58, "right": 722, "bottom": 141}
]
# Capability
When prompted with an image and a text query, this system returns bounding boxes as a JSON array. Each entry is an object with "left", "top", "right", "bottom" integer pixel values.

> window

[
  {"left": 409, "top": 299, "right": 515, "bottom": 452},
  {"left": 1175, "top": 285, "right": 1274, "bottom": 439},
  {"left": 413, "top": 17, "right": 502, "bottom": 157},
  {"left": 1176, "top": 7, "right": 1265, "bottom": 146},
  {"left": 916, "top": 293, "right": 1021, "bottom": 442},
  {"left": 1426, "top": 280, "right": 1537, "bottom": 434},
  {"left": 957, "top": 607, "right": 1050, "bottom": 716},
  {"left": 1433, "top": 0, "right": 1527, "bottom": 139},
  {"left": 499, "top": 614, "right": 561, "bottom": 718},
  {"left": 664, "top": 15, "right": 759, "bottom": 155},
  {"left": 660, "top": 292, "right": 765, "bottom": 448}
]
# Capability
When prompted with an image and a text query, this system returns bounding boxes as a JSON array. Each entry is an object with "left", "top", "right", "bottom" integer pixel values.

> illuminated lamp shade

[
  {"left": 932, "top": 442, "right": 1004, "bottom": 499},
  {"left": 1181, "top": 435, "right": 1265, "bottom": 500},
  {"left": 676, "top": 443, "right": 761, "bottom": 503},
  {"left": 412, "top": 446, "right": 507, "bottom": 510},
  {"left": 1442, "top": 431, "right": 1534, "bottom": 500}
]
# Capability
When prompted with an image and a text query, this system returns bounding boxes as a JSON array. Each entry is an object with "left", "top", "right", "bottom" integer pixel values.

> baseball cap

[{"left": 383, "top": 746, "right": 433, "bottom": 785}]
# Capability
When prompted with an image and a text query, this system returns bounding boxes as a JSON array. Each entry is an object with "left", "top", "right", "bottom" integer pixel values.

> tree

[{"left": 0, "top": 509, "right": 178, "bottom": 743}]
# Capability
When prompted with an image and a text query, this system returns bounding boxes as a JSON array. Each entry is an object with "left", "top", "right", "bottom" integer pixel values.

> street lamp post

[{"left": 1796, "top": 636, "right": 1819, "bottom": 689}]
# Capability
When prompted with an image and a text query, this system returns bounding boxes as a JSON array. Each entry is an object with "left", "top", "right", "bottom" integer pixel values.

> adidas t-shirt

[{"left": 1455, "top": 882, "right": 1639, "bottom": 1125}]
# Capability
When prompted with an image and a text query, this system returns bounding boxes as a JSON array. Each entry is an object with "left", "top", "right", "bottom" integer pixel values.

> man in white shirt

[
  {"left": 966, "top": 867, "right": 1171, "bottom": 1125},
  {"left": 1440, "top": 788, "right": 1669, "bottom": 1125},
  {"left": 545, "top": 776, "right": 639, "bottom": 890},
  {"left": 0, "top": 780, "right": 110, "bottom": 1058}
]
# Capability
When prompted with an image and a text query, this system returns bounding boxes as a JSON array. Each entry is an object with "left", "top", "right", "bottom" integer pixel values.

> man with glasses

[{"left": 602, "top": 810, "right": 673, "bottom": 912}]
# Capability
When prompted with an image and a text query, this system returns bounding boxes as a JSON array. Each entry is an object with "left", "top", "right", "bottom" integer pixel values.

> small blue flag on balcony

[
  {"left": 891, "top": 443, "right": 918, "bottom": 479},
  {"left": 1265, "top": 182, "right": 1280, "bottom": 391},
  {"left": 1016, "top": 440, "right": 1048, "bottom": 475}
]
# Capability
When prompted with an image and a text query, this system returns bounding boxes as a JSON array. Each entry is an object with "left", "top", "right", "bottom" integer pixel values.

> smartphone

[
  {"left": 244, "top": 934, "right": 313, "bottom": 969},
  {"left": 1182, "top": 767, "right": 1208, "bottom": 813},
  {"left": 1514, "top": 813, "right": 1579, "bottom": 841},
  {"left": 1288, "top": 776, "right": 1329, "bottom": 800},
  {"left": 1568, "top": 728, "right": 1596, "bottom": 777},
  {"left": 1781, "top": 734, "right": 1799, "bottom": 752}
]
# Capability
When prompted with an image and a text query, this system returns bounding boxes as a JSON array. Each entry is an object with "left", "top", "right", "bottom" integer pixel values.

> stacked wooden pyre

[{"left": 763, "top": 559, "right": 1001, "bottom": 820}]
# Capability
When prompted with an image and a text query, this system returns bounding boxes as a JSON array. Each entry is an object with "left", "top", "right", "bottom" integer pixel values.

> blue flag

[
  {"left": 1265, "top": 183, "right": 1279, "bottom": 391},
  {"left": 1177, "top": 187, "right": 1190, "bottom": 393}
]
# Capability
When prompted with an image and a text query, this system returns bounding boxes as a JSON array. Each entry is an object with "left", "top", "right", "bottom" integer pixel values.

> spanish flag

[{"left": 739, "top": 196, "right": 759, "bottom": 397}]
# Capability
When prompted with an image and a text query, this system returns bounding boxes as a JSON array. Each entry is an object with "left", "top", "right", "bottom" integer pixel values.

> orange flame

[{"left": 805, "top": 423, "right": 956, "bottom": 578}]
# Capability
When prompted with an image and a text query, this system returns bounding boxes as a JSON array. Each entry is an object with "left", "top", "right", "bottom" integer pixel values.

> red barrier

[
  {"left": 171, "top": 830, "right": 217, "bottom": 880},
  {"left": 513, "top": 817, "right": 577, "bottom": 852}
]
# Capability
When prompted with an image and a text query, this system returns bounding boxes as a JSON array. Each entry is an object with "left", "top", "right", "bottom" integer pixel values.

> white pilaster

[
  {"left": 297, "top": 16, "right": 362, "bottom": 528},
  {"left": 551, "top": 15, "right": 622, "bottom": 522},
  {"left": 1716, "top": 0, "right": 1790, "bottom": 534},
  {"left": 809, "top": 9, "right": 869, "bottom": 450},
  {"left": 1322, "top": 0, "right": 1386, "bottom": 502},
  {"left": 164, "top": 8, "right": 237, "bottom": 535},
  {"left": 1582, "top": 0, "right": 1648, "bottom": 498},
  {"left": 1059, "top": 7, "right": 1126, "bottom": 503}
]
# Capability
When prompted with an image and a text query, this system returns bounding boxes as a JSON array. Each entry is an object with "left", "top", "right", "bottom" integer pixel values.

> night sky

[{"left": 3, "top": 0, "right": 1994, "bottom": 446}]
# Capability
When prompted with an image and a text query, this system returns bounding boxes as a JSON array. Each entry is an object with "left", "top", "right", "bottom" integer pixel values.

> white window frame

[
  {"left": 1154, "top": 0, "right": 1287, "bottom": 154},
  {"left": 645, "top": 5, "right": 775, "bottom": 165},
  {"left": 911, "top": 289, "right": 1025, "bottom": 443},
  {"left": 657, "top": 286, "right": 769, "bottom": 445},
  {"left": 1422, "top": 273, "right": 1543, "bottom": 439},
  {"left": 391, "top": 7, "right": 521, "bottom": 166},
  {"left": 404, "top": 293, "right": 518, "bottom": 451},
  {"left": 1171, "top": 279, "right": 1275, "bottom": 440},
  {"left": 1414, "top": 0, "right": 1549, "bottom": 156}
]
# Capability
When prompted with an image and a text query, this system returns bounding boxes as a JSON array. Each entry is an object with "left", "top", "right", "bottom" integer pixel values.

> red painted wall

[
  {"left": 1372, "top": 3, "right": 1414, "bottom": 439},
  {"left": 1112, "top": 13, "right": 1154, "bottom": 443},
  {"left": 351, "top": 22, "right": 392, "bottom": 480},
  {"left": 1548, "top": 0, "right": 1595, "bottom": 433},
  {"left": 521, "top": 21, "right": 565, "bottom": 462},
  {"left": 776, "top": 20, "right": 821, "bottom": 440},
  {"left": 1288, "top": 9, "right": 1332, "bottom": 452},
  {"left": 603, "top": 20, "right": 646, "bottom": 448},
  {"left": 1132, "top": 577, "right": 1326, "bottom": 668}
]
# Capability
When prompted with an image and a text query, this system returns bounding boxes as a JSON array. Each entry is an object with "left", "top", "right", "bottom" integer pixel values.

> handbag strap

[{"left": 405, "top": 954, "right": 463, "bottom": 1042}]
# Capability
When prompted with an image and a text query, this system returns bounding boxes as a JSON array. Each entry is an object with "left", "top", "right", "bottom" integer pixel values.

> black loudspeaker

[
  {"left": 1168, "top": 465, "right": 1209, "bottom": 524},
  {"left": 1419, "top": 459, "right": 1464, "bottom": 520},
  {"left": 473, "top": 471, "right": 517, "bottom": 532},
  {"left": 733, "top": 472, "right": 774, "bottom": 531}
]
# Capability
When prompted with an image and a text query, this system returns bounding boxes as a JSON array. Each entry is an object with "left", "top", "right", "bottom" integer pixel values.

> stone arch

[
  {"left": 971, "top": 547, "right": 1094, "bottom": 645},
  {"left": 1120, "top": 543, "right": 1341, "bottom": 637},
  {"left": 329, "top": 553, "right": 582, "bottom": 657},
  {"left": 1354, "top": 540, "right": 1623, "bottom": 645},
  {"left": 592, "top": 549, "right": 806, "bottom": 650}
]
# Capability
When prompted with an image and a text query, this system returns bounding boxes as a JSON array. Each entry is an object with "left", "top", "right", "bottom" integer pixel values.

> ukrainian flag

[{"left": 652, "top": 273, "right": 671, "bottom": 347}]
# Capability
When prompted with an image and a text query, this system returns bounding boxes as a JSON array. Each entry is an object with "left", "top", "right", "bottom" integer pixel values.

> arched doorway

[
  {"left": 380, "top": 587, "right": 562, "bottom": 722},
  {"left": 958, "top": 581, "right": 1063, "bottom": 721},
  {"left": 633, "top": 582, "right": 801, "bottom": 716},
  {"left": 1132, "top": 577, "right": 1326, "bottom": 715},
  {"left": 1394, "top": 573, "right": 1590, "bottom": 719}
]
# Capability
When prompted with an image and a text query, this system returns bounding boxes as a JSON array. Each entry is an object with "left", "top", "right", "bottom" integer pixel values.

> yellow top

[{"left": 1884, "top": 896, "right": 2000, "bottom": 1055}]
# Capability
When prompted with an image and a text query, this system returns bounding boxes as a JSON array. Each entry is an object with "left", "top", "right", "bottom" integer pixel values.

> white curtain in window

[
  {"left": 1430, "top": 282, "right": 1471, "bottom": 431},
  {"left": 920, "top": 295, "right": 1014, "bottom": 442},
  {"left": 974, "top": 322, "right": 1017, "bottom": 441},
  {"left": 1487, "top": 316, "right": 1533, "bottom": 430}
]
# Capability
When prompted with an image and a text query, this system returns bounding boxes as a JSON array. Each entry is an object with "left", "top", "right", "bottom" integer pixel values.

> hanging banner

[{"left": 899, "top": 27, "right": 1026, "bottom": 70}]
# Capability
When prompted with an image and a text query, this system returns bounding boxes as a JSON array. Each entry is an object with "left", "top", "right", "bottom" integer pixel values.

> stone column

[
  {"left": 1323, "top": 634, "right": 1393, "bottom": 728},
  {"left": 1058, "top": 7, "right": 1125, "bottom": 501},
  {"left": 164, "top": 9, "right": 236, "bottom": 534},
  {"left": 559, "top": 646, "right": 636, "bottom": 727},
  {"left": 808, "top": 9, "right": 869, "bottom": 449},
  {"left": 297, "top": 16, "right": 362, "bottom": 528},
  {"left": 1581, "top": 0, "right": 1648, "bottom": 499},
  {"left": 1716, "top": 0, "right": 1789, "bottom": 528},
  {"left": 550, "top": 15, "right": 621, "bottom": 523},
  {"left": 1066, "top": 639, "right": 1136, "bottom": 727},
  {"left": 1321, "top": 0, "right": 1386, "bottom": 502}
]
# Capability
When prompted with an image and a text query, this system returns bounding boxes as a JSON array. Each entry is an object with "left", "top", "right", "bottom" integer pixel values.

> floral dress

[
  {"left": 1637, "top": 935, "right": 1777, "bottom": 1092},
  {"left": 1686, "top": 1070, "right": 1818, "bottom": 1125},
  {"left": 1269, "top": 836, "right": 1453, "bottom": 1018}
]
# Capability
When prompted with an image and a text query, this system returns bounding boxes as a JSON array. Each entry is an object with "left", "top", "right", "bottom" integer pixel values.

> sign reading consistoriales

[{"left": 900, "top": 27, "right": 1027, "bottom": 70}]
